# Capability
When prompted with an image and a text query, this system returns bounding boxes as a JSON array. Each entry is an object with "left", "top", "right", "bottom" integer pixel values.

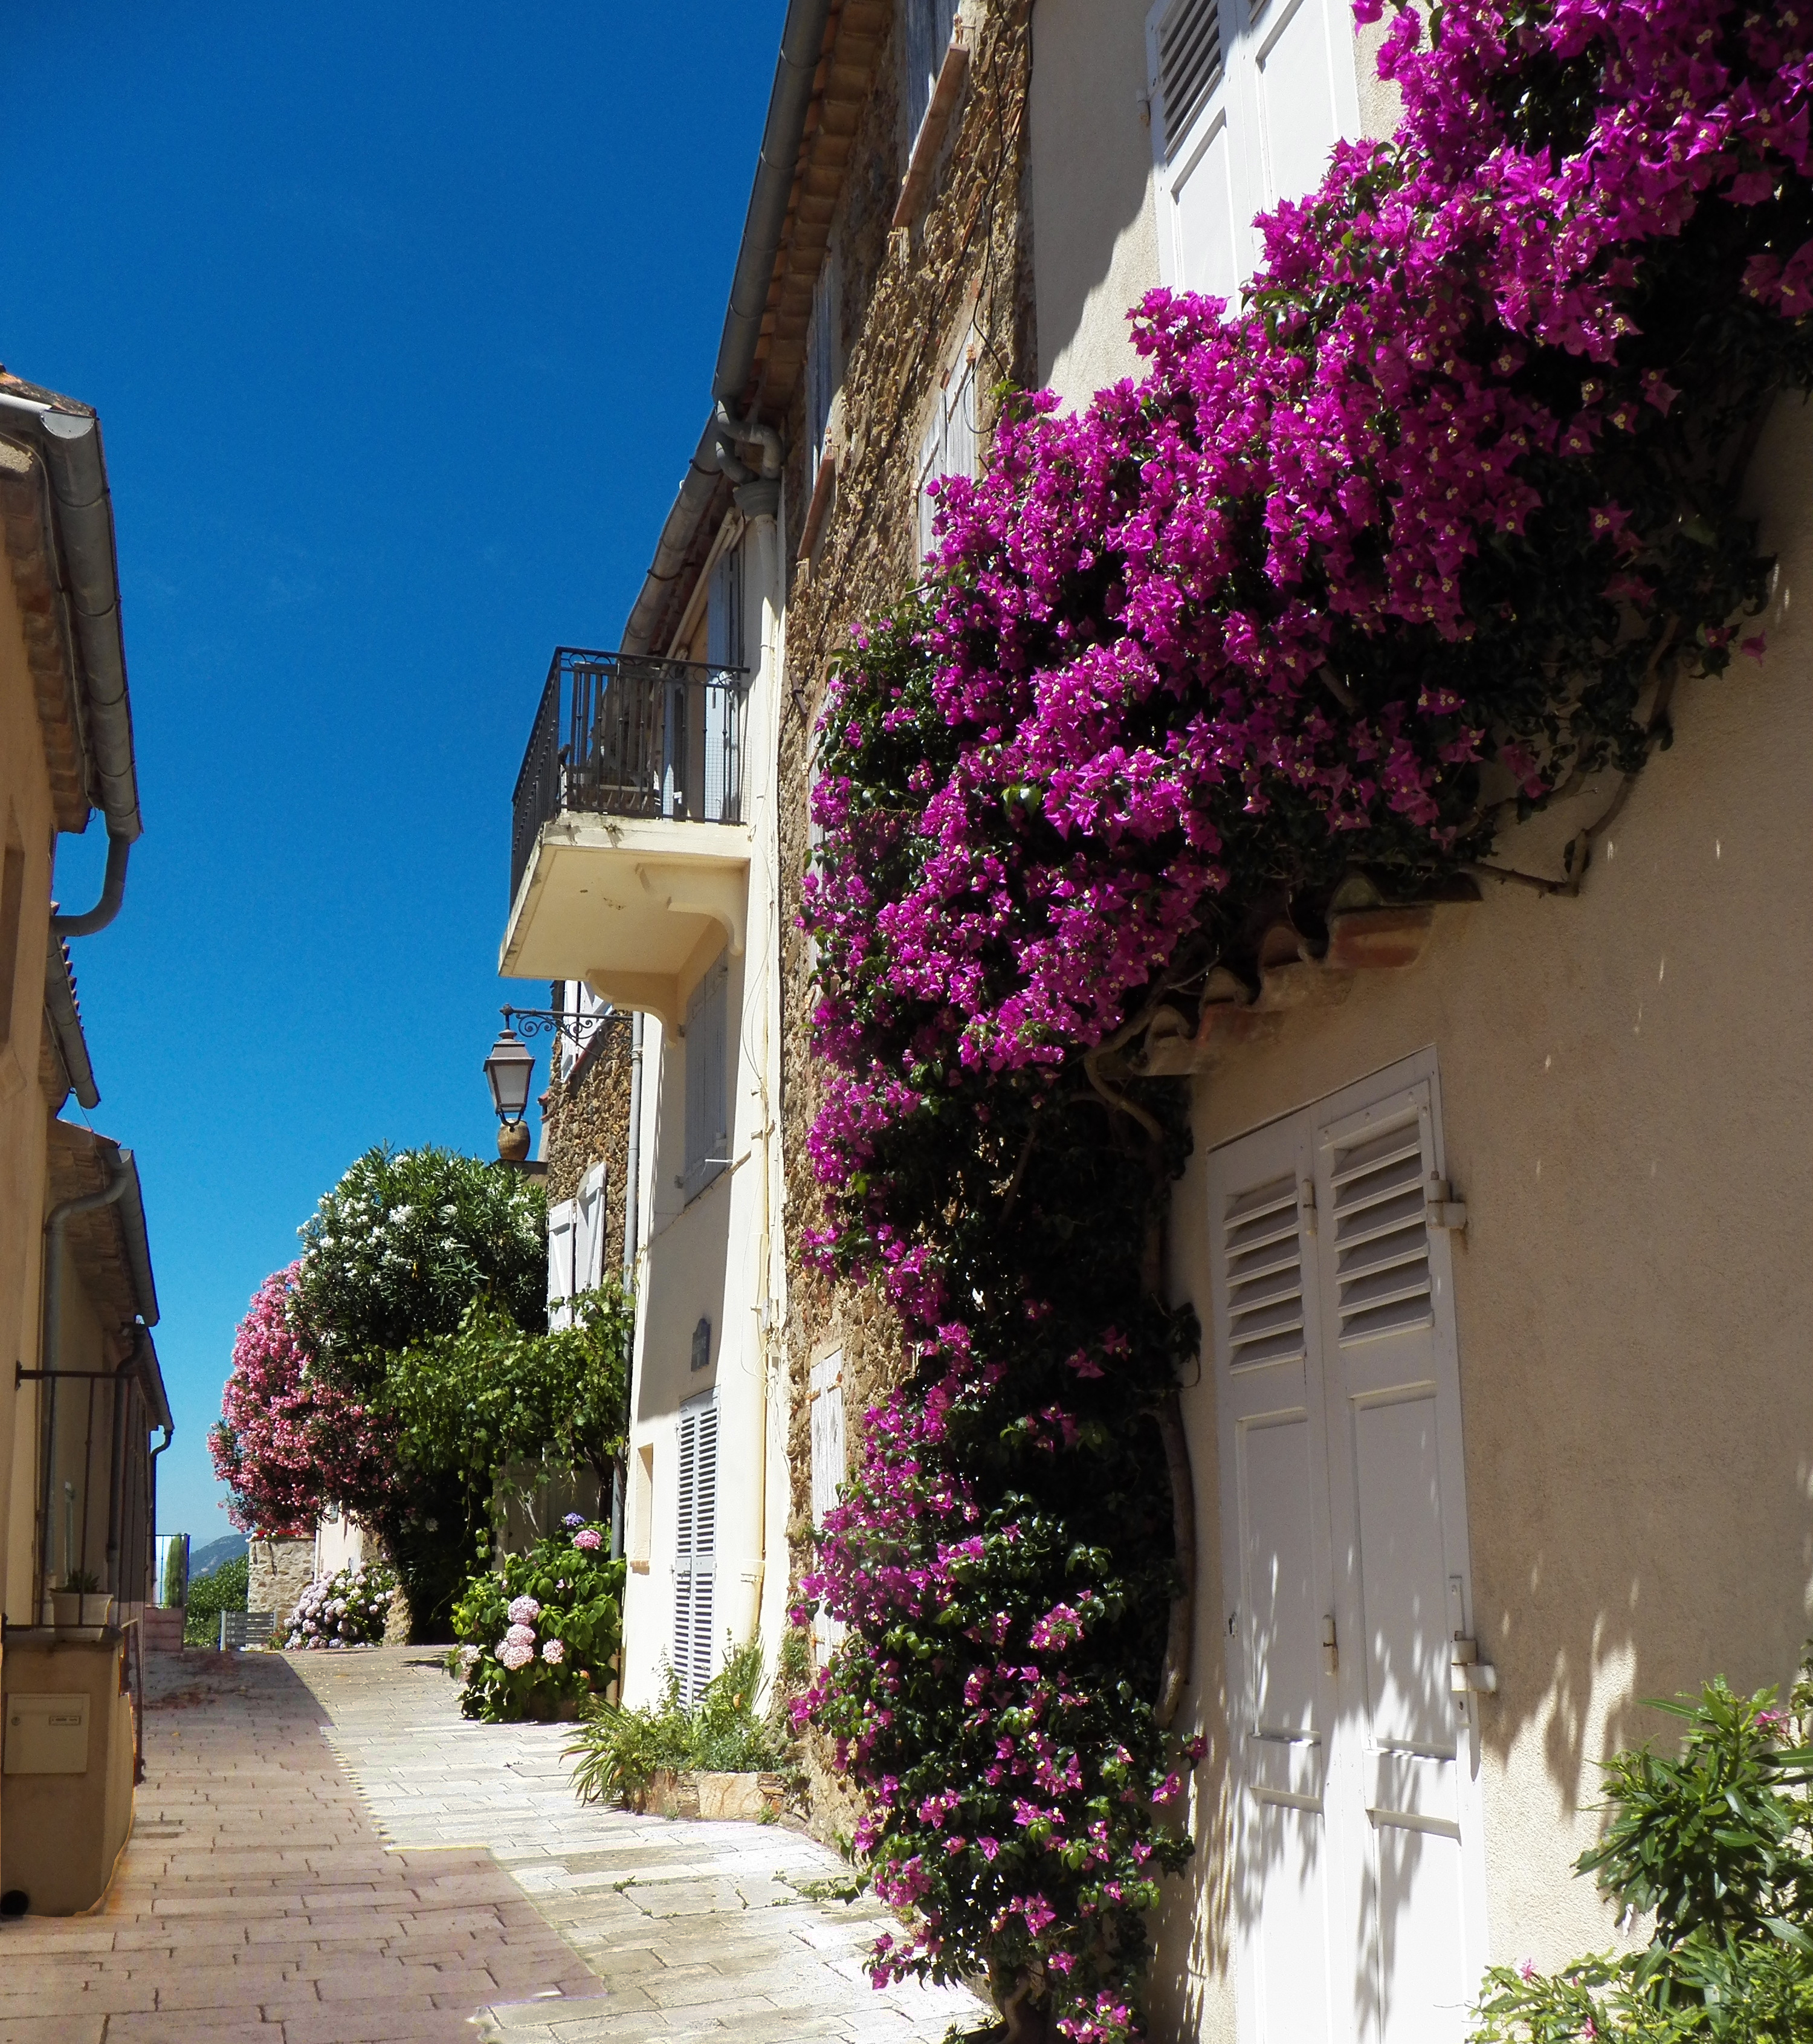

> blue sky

[{"left": 7, "top": 3, "right": 775, "bottom": 1539}]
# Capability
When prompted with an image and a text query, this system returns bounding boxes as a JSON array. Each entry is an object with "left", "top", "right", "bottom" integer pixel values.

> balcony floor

[{"left": 500, "top": 813, "right": 751, "bottom": 1027}]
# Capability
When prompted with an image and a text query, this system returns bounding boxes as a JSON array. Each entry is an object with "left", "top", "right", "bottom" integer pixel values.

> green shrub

[
  {"left": 567, "top": 1638, "right": 793, "bottom": 1805},
  {"left": 183, "top": 1554, "right": 248, "bottom": 1647},
  {"left": 161, "top": 1539, "right": 189, "bottom": 1609},
  {"left": 452, "top": 1519, "right": 624, "bottom": 1722},
  {"left": 1470, "top": 1651, "right": 1813, "bottom": 2042}
]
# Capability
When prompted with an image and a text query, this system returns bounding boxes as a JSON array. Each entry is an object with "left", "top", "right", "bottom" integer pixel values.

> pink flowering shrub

[
  {"left": 451, "top": 1521, "right": 624, "bottom": 1722},
  {"left": 210, "top": 1266, "right": 394, "bottom": 1538},
  {"left": 795, "top": 1, "right": 1812, "bottom": 2037}
]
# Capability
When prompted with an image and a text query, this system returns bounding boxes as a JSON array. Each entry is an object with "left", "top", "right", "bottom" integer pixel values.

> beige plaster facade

[
  {"left": 0, "top": 372, "right": 163, "bottom": 1911},
  {"left": 1147, "top": 396, "right": 1813, "bottom": 2033},
  {"left": 597, "top": 0, "right": 1811, "bottom": 2031}
]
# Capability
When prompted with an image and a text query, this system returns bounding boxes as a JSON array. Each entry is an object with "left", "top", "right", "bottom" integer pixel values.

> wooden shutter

[
  {"left": 546, "top": 1199, "right": 577, "bottom": 1332},
  {"left": 1210, "top": 1113, "right": 1342, "bottom": 2044},
  {"left": 576, "top": 1164, "right": 606, "bottom": 1295},
  {"left": 1311, "top": 1070, "right": 1487, "bottom": 2034},
  {"left": 905, "top": 0, "right": 959, "bottom": 141},
  {"left": 674, "top": 1392, "right": 719, "bottom": 1706},
  {"left": 807, "top": 253, "right": 841, "bottom": 480},
  {"left": 1148, "top": 0, "right": 1244, "bottom": 306},
  {"left": 1250, "top": 0, "right": 1346, "bottom": 216}
]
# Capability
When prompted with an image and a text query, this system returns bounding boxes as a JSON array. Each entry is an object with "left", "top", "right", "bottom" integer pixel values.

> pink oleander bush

[
  {"left": 793, "top": 2, "right": 1812, "bottom": 2037},
  {"left": 209, "top": 1265, "right": 394, "bottom": 1540}
]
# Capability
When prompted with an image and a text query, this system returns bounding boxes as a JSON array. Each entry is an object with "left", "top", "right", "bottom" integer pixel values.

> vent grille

[
  {"left": 1224, "top": 1174, "right": 1305, "bottom": 1370},
  {"left": 1159, "top": 0, "right": 1225, "bottom": 158},
  {"left": 1330, "top": 1119, "right": 1432, "bottom": 1344}
]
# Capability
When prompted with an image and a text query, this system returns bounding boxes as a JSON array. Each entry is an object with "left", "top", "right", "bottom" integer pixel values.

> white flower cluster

[
  {"left": 283, "top": 1565, "right": 395, "bottom": 1651},
  {"left": 490, "top": 1594, "right": 564, "bottom": 1672}
]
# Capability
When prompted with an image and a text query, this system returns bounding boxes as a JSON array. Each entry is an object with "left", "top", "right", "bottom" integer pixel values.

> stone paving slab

[
  {"left": 0, "top": 1649, "right": 604, "bottom": 2042},
  {"left": 287, "top": 1647, "right": 987, "bottom": 2044},
  {"left": 0, "top": 1645, "right": 987, "bottom": 2043}
]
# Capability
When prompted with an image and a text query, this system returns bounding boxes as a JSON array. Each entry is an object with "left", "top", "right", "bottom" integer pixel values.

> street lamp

[{"left": 483, "top": 1019, "right": 536, "bottom": 1163}]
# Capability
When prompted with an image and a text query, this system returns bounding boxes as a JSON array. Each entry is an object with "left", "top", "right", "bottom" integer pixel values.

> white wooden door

[{"left": 1211, "top": 1052, "right": 1487, "bottom": 2044}]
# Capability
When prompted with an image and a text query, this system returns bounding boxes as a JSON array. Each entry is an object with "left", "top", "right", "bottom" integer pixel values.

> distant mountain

[{"left": 189, "top": 1533, "right": 249, "bottom": 1580}]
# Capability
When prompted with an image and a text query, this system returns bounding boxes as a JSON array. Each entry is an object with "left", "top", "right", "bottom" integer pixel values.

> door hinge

[
  {"left": 1426, "top": 1176, "right": 1468, "bottom": 1231},
  {"left": 1450, "top": 1638, "right": 1498, "bottom": 1693},
  {"left": 1320, "top": 1613, "right": 1338, "bottom": 1673},
  {"left": 1299, "top": 1179, "right": 1318, "bottom": 1235}
]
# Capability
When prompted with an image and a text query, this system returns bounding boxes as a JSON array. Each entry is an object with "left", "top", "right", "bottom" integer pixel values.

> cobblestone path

[{"left": 0, "top": 1645, "right": 986, "bottom": 2044}]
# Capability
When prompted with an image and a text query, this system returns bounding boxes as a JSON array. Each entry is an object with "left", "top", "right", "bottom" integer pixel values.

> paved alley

[{"left": 0, "top": 1646, "right": 986, "bottom": 2044}]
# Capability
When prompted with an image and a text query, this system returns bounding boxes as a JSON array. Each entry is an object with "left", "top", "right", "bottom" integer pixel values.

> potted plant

[{"left": 58, "top": 1570, "right": 112, "bottom": 1628}]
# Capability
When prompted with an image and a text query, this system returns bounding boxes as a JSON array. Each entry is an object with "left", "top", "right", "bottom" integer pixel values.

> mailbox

[{"left": 4, "top": 1692, "right": 90, "bottom": 1774}]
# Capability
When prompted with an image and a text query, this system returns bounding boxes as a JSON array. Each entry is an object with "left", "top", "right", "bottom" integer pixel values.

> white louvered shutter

[
  {"left": 674, "top": 1391, "right": 719, "bottom": 1706},
  {"left": 1311, "top": 1071, "right": 1487, "bottom": 2037},
  {"left": 546, "top": 1198, "right": 578, "bottom": 1333},
  {"left": 1210, "top": 1112, "right": 1342, "bottom": 2043},
  {"left": 1209, "top": 1052, "right": 1488, "bottom": 2044},
  {"left": 1149, "top": 0, "right": 1362, "bottom": 312},
  {"left": 1148, "top": 0, "right": 1245, "bottom": 307}
]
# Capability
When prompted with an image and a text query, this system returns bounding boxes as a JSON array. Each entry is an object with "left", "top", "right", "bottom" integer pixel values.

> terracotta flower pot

[
  {"left": 79, "top": 1594, "right": 115, "bottom": 1628},
  {"left": 50, "top": 1591, "right": 80, "bottom": 1629}
]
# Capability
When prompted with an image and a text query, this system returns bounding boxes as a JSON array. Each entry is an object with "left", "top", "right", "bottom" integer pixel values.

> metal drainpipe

[
  {"left": 614, "top": 1012, "right": 644, "bottom": 1561},
  {"left": 38, "top": 1152, "right": 132, "bottom": 1611},
  {"left": 147, "top": 1418, "right": 173, "bottom": 1605}
]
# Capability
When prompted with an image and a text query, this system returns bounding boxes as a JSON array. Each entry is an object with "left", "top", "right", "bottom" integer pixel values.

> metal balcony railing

[{"left": 511, "top": 648, "right": 749, "bottom": 904}]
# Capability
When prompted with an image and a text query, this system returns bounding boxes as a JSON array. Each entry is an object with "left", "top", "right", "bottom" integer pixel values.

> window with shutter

[
  {"left": 674, "top": 1390, "right": 719, "bottom": 1706},
  {"left": 917, "top": 323, "right": 980, "bottom": 564},
  {"left": 905, "top": 0, "right": 960, "bottom": 144},
  {"left": 1207, "top": 1052, "right": 1488, "bottom": 2044},
  {"left": 683, "top": 955, "right": 731, "bottom": 1197},
  {"left": 806, "top": 252, "right": 842, "bottom": 485}
]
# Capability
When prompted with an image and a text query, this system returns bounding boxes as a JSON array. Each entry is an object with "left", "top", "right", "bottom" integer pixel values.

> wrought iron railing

[{"left": 511, "top": 648, "right": 749, "bottom": 904}]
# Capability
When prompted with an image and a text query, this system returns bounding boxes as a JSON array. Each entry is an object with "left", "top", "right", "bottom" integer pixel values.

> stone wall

[
  {"left": 773, "top": 0, "right": 1037, "bottom": 1841},
  {"left": 541, "top": 1010, "right": 635, "bottom": 1284},
  {"left": 247, "top": 1537, "right": 314, "bottom": 1626}
]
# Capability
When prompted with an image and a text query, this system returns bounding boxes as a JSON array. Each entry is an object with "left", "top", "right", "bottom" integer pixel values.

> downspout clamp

[{"left": 715, "top": 403, "right": 783, "bottom": 520}]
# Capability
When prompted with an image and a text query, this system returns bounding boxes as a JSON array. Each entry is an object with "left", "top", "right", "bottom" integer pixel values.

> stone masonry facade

[
  {"left": 772, "top": 0, "right": 1038, "bottom": 1838},
  {"left": 540, "top": 1006, "right": 634, "bottom": 1286}
]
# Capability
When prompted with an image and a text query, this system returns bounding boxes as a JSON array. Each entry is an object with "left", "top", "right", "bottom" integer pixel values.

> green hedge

[{"left": 183, "top": 1554, "right": 248, "bottom": 1647}]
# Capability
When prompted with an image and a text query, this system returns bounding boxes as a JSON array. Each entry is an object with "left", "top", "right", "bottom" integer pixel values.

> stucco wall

[
  {"left": 1152, "top": 395, "right": 1813, "bottom": 2033},
  {"left": 1029, "top": 0, "right": 1160, "bottom": 406},
  {"left": 0, "top": 535, "right": 57, "bottom": 1628}
]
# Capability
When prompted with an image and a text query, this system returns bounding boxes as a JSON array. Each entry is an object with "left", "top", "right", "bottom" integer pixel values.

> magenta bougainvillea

[
  {"left": 209, "top": 1265, "right": 393, "bottom": 1539},
  {"left": 793, "top": 0, "right": 1812, "bottom": 2037}
]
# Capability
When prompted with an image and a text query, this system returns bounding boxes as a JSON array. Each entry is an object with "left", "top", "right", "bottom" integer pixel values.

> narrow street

[{"left": 0, "top": 1648, "right": 985, "bottom": 2044}]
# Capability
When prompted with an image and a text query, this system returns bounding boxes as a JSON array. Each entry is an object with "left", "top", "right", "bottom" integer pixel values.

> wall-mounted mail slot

[{"left": 4, "top": 1692, "right": 91, "bottom": 1775}]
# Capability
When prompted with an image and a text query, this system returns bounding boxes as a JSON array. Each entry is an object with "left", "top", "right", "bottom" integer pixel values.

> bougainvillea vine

[{"left": 793, "top": 1, "right": 1812, "bottom": 2037}]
